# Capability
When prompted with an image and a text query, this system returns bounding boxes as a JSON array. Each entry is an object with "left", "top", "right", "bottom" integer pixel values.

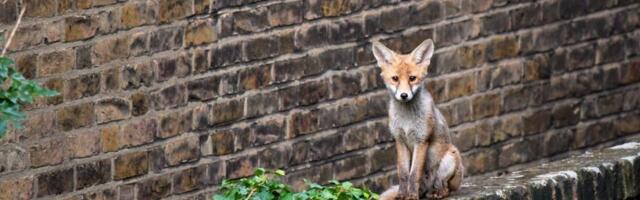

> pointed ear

[
  {"left": 409, "top": 39, "right": 435, "bottom": 68},
  {"left": 371, "top": 41, "right": 396, "bottom": 67}
]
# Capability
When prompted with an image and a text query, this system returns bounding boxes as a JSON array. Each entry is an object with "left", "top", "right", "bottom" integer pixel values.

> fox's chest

[{"left": 389, "top": 113, "right": 428, "bottom": 145}]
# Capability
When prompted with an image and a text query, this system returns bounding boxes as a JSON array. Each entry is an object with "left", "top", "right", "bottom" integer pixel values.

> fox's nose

[{"left": 400, "top": 93, "right": 408, "bottom": 99}]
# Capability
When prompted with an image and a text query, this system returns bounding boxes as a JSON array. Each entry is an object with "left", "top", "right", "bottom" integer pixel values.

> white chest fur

[{"left": 388, "top": 92, "right": 434, "bottom": 146}]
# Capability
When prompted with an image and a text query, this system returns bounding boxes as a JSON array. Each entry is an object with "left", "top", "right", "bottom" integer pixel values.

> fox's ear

[
  {"left": 371, "top": 41, "right": 396, "bottom": 67},
  {"left": 409, "top": 39, "right": 435, "bottom": 68}
]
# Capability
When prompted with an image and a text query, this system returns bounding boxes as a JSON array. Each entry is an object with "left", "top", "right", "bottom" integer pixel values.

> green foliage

[
  {"left": 213, "top": 168, "right": 379, "bottom": 200},
  {"left": 0, "top": 56, "right": 58, "bottom": 137}
]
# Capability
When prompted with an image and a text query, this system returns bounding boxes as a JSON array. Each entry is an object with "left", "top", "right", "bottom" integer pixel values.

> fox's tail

[{"left": 379, "top": 185, "right": 399, "bottom": 200}]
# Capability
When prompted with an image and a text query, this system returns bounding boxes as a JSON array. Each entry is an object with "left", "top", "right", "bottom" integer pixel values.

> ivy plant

[
  {"left": 213, "top": 168, "right": 379, "bottom": 200},
  {"left": 0, "top": 56, "right": 58, "bottom": 137}
]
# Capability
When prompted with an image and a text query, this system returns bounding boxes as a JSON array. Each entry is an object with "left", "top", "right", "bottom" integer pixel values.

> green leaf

[{"left": 275, "top": 169, "right": 286, "bottom": 176}]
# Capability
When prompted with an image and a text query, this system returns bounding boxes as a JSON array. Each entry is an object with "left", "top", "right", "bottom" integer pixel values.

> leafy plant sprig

[
  {"left": 213, "top": 168, "right": 379, "bottom": 200},
  {"left": 0, "top": 56, "right": 58, "bottom": 136}
]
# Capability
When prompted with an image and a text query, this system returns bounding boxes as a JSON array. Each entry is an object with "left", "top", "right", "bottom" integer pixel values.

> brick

[
  {"left": 243, "top": 36, "right": 280, "bottom": 61},
  {"left": 491, "top": 61, "right": 523, "bottom": 88},
  {"left": 96, "top": 98, "right": 131, "bottom": 124},
  {"left": 238, "top": 65, "right": 271, "bottom": 91},
  {"left": 623, "top": 89, "right": 640, "bottom": 111},
  {"left": 68, "top": 130, "right": 101, "bottom": 158},
  {"left": 37, "top": 168, "right": 74, "bottom": 197},
  {"left": 292, "top": 133, "right": 343, "bottom": 165},
  {"left": 493, "top": 115, "right": 524, "bottom": 143},
  {"left": 615, "top": 114, "right": 640, "bottom": 136},
  {"left": 565, "top": 16, "right": 612, "bottom": 44},
  {"left": 231, "top": 8, "right": 269, "bottom": 34},
  {"left": 187, "top": 76, "right": 220, "bottom": 101},
  {"left": 100, "top": 125, "right": 121, "bottom": 152},
  {"left": 511, "top": 4, "right": 542, "bottom": 29},
  {"left": 551, "top": 102, "right": 580, "bottom": 128},
  {"left": 14, "top": 53, "right": 37, "bottom": 79},
  {"left": 120, "top": 1, "right": 156, "bottom": 28},
  {"left": 574, "top": 121, "right": 617, "bottom": 148},
  {"left": 93, "top": 10, "right": 122, "bottom": 35},
  {"left": 498, "top": 135, "right": 543, "bottom": 168},
  {"left": 121, "top": 118, "right": 157, "bottom": 147},
  {"left": 304, "top": 0, "right": 362, "bottom": 20},
  {"left": 226, "top": 153, "right": 259, "bottom": 179},
  {"left": 285, "top": 164, "right": 333, "bottom": 191},
  {"left": 101, "top": 68, "right": 121, "bottom": 92},
  {"left": 131, "top": 92, "right": 151, "bottom": 116},
  {"left": 149, "top": 26, "right": 184, "bottom": 53},
  {"left": 559, "top": 0, "right": 587, "bottom": 19},
  {"left": 57, "top": 103, "right": 95, "bottom": 131},
  {"left": 23, "top": 0, "right": 57, "bottom": 17},
  {"left": 185, "top": 19, "right": 216, "bottom": 47},
  {"left": 158, "top": 110, "right": 192, "bottom": 138},
  {"left": 92, "top": 33, "right": 146, "bottom": 64},
  {"left": 123, "top": 62, "right": 155, "bottom": 89},
  {"left": 521, "top": 25, "right": 565, "bottom": 53},
  {"left": 463, "top": 148, "right": 497, "bottom": 175},
  {"left": 209, "top": 129, "right": 235, "bottom": 156},
  {"left": 614, "top": 9, "right": 640, "bottom": 34},
  {"left": 480, "top": 11, "right": 511, "bottom": 36},
  {"left": 620, "top": 62, "right": 640, "bottom": 85},
  {"left": 523, "top": 109, "right": 551, "bottom": 135},
  {"left": 258, "top": 145, "right": 290, "bottom": 169},
  {"left": 37, "top": 49, "right": 75, "bottom": 77},
  {"left": 412, "top": 1, "right": 444, "bottom": 25},
  {"left": 543, "top": 129, "right": 573, "bottom": 156},
  {"left": 173, "top": 166, "right": 208, "bottom": 193},
  {"left": 597, "top": 37, "right": 626, "bottom": 65},
  {"left": 435, "top": 19, "right": 476, "bottom": 47},
  {"left": 5, "top": 24, "right": 42, "bottom": 51},
  {"left": 548, "top": 74, "right": 575, "bottom": 101},
  {"left": 294, "top": 23, "right": 333, "bottom": 50},
  {"left": 64, "top": 16, "right": 98, "bottom": 42},
  {"left": 267, "top": 1, "right": 303, "bottom": 27},
  {"left": 19, "top": 110, "right": 57, "bottom": 141},
  {"left": 194, "top": 0, "right": 211, "bottom": 14},
  {"left": 158, "top": 0, "right": 193, "bottom": 23},
  {"left": 447, "top": 73, "right": 477, "bottom": 99},
  {"left": 472, "top": 93, "right": 501, "bottom": 119},
  {"left": 119, "top": 184, "right": 136, "bottom": 200},
  {"left": 69, "top": 189, "right": 117, "bottom": 200},
  {"left": 154, "top": 55, "right": 190, "bottom": 82},
  {"left": 163, "top": 135, "right": 200, "bottom": 166},
  {"left": 208, "top": 161, "right": 225, "bottom": 185},
  {"left": 138, "top": 176, "right": 171, "bottom": 200},
  {"left": 211, "top": 98, "right": 244, "bottom": 125},
  {"left": 76, "top": 159, "right": 111, "bottom": 190},
  {"left": 114, "top": 151, "right": 149, "bottom": 180},
  {"left": 244, "top": 92, "right": 279, "bottom": 119},
  {"left": 487, "top": 35, "right": 520, "bottom": 61},
  {"left": 334, "top": 154, "right": 368, "bottom": 180},
  {"left": 502, "top": 86, "right": 530, "bottom": 112},
  {"left": 330, "top": 73, "right": 362, "bottom": 99},
  {"left": 441, "top": 98, "right": 473, "bottom": 126},
  {"left": 44, "top": 19, "right": 64, "bottom": 44},
  {"left": 370, "top": 145, "right": 395, "bottom": 172},
  {"left": 0, "top": 176, "right": 34, "bottom": 200},
  {"left": 65, "top": 73, "right": 100, "bottom": 100},
  {"left": 0, "top": 0, "right": 17, "bottom": 24},
  {"left": 153, "top": 84, "right": 187, "bottom": 110},
  {"left": 524, "top": 53, "right": 551, "bottom": 81},
  {"left": 29, "top": 138, "right": 65, "bottom": 168},
  {"left": 220, "top": 72, "right": 239, "bottom": 95},
  {"left": 273, "top": 57, "right": 320, "bottom": 83},
  {"left": 211, "top": 42, "right": 244, "bottom": 67},
  {"left": 192, "top": 49, "right": 210, "bottom": 74}
]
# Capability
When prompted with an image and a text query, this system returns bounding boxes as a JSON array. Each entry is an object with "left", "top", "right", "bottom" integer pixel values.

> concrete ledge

[{"left": 450, "top": 137, "right": 640, "bottom": 200}]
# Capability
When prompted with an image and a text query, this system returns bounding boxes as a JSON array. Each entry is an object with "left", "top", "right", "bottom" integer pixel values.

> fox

[{"left": 372, "top": 39, "right": 464, "bottom": 200}]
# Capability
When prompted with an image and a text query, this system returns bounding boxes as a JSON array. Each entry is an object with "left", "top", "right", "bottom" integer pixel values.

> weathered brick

[
  {"left": 158, "top": 0, "right": 193, "bottom": 23},
  {"left": 57, "top": 103, "right": 95, "bottom": 131},
  {"left": 37, "top": 168, "right": 74, "bottom": 197},
  {"left": 285, "top": 163, "right": 333, "bottom": 191},
  {"left": 487, "top": 35, "right": 520, "bottom": 61},
  {"left": 123, "top": 62, "right": 155, "bottom": 89},
  {"left": 472, "top": 93, "right": 501, "bottom": 119},
  {"left": 523, "top": 109, "right": 551, "bottom": 135},
  {"left": 76, "top": 159, "right": 111, "bottom": 190},
  {"left": 447, "top": 73, "right": 477, "bottom": 100},
  {"left": 226, "top": 153, "right": 259, "bottom": 179},
  {"left": 211, "top": 98, "right": 244, "bottom": 125},
  {"left": 480, "top": 11, "right": 511, "bottom": 36},
  {"left": 114, "top": 151, "right": 149, "bottom": 180},
  {"left": 268, "top": 1, "right": 303, "bottom": 27},
  {"left": 543, "top": 129, "right": 573, "bottom": 156},
  {"left": 19, "top": 110, "right": 57, "bottom": 141},
  {"left": 185, "top": 19, "right": 216, "bottom": 47},
  {"left": 65, "top": 73, "right": 100, "bottom": 100},
  {"left": 0, "top": 0, "right": 17, "bottom": 24},
  {"left": 158, "top": 110, "right": 192, "bottom": 138},
  {"left": 441, "top": 98, "right": 473, "bottom": 126},
  {"left": 304, "top": 0, "right": 362, "bottom": 20},
  {"left": 565, "top": 16, "right": 612, "bottom": 44},
  {"left": 0, "top": 176, "right": 34, "bottom": 200},
  {"left": 92, "top": 33, "right": 146, "bottom": 64},
  {"left": 463, "top": 148, "right": 497, "bottom": 175},
  {"left": 96, "top": 98, "right": 130, "bottom": 124},
  {"left": 412, "top": 1, "right": 444, "bottom": 25},
  {"left": 490, "top": 61, "right": 523, "bottom": 88},
  {"left": 615, "top": 114, "right": 640, "bottom": 136},
  {"left": 154, "top": 55, "right": 190, "bottom": 82},
  {"left": 119, "top": 184, "right": 136, "bottom": 200},
  {"left": 131, "top": 92, "right": 151, "bottom": 116},
  {"left": 102, "top": 67, "right": 122, "bottom": 92},
  {"left": 511, "top": 4, "right": 542, "bottom": 29},
  {"left": 258, "top": 145, "right": 290, "bottom": 169},
  {"left": 597, "top": 37, "right": 625, "bottom": 65},
  {"left": 620, "top": 61, "right": 640, "bottom": 85},
  {"left": 99, "top": 125, "right": 121, "bottom": 152},
  {"left": 294, "top": 23, "right": 333, "bottom": 50},
  {"left": 173, "top": 166, "right": 208, "bottom": 193},
  {"left": 120, "top": 1, "right": 156, "bottom": 28},
  {"left": 194, "top": 0, "right": 211, "bottom": 14},
  {"left": 208, "top": 161, "right": 225, "bottom": 185},
  {"left": 121, "top": 118, "right": 157, "bottom": 147},
  {"left": 498, "top": 135, "right": 543, "bottom": 168},
  {"left": 14, "top": 53, "right": 37, "bottom": 79},
  {"left": 68, "top": 130, "right": 101, "bottom": 158},
  {"left": 149, "top": 26, "right": 184, "bottom": 53},
  {"left": 37, "top": 49, "right": 75, "bottom": 77},
  {"left": 138, "top": 176, "right": 171, "bottom": 200},
  {"left": 574, "top": 121, "right": 617, "bottom": 148},
  {"left": 211, "top": 42, "right": 244, "bottom": 67},
  {"left": 243, "top": 36, "right": 281, "bottom": 61},
  {"left": 5, "top": 24, "right": 43, "bottom": 51},
  {"left": 436, "top": 19, "right": 476, "bottom": 47},
  {"left": 208, "top": 129, "right": 235, "bottom": 156},
  {"left": 334, "top": 154, "right": 368, "bottom": 180},
  {"left": 153, "top": 84, "right": 187, "bottom": 110},
  {"left": 521, "top": 25, "right": 565, "bottom": 53},
  {"left": 238, "top": 65, "right": 271, "bottom": 91},
  {"left": 163, "top": 135, "right": 200, "bottom": 166},
  {"left": 552, "top": 102, "right": 580, "bottom": 128},
  {"left": 29, "top": 138, "right": 65, "bottom": 168},
  {"left": 187, "top": 76, "right": 220, "bottom": 101},
  {"left": 64, "top": 15, "right": 98, "bottom": 42},
  {"left": 23, "top": 0, "right": 57, "bottom": 17}
]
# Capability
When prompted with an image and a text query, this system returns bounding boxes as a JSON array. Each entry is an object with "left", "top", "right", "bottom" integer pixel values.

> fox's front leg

[
  {"left": 395, "top": 140, "right": 411, "bottom": 199},
  {"left": 406, "top": 142, "right": 428, "bottom": 200}
]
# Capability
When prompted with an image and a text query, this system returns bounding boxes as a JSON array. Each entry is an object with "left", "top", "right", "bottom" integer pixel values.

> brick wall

[{"left": 0, "top": 0, "right": 638, "bottom": 199}]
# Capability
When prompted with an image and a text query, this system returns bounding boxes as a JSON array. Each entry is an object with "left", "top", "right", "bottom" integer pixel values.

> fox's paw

[{"left": 405, "top": 193, "right": 419, "bottom": 200}]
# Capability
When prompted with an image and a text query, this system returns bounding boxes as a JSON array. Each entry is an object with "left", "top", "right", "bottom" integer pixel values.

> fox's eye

[
  {"left": 409, "top": 76, "right": 417, "bottom": 82},
  {"left": 392, "top": 76, "right": 399, "bottom": 82}
]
